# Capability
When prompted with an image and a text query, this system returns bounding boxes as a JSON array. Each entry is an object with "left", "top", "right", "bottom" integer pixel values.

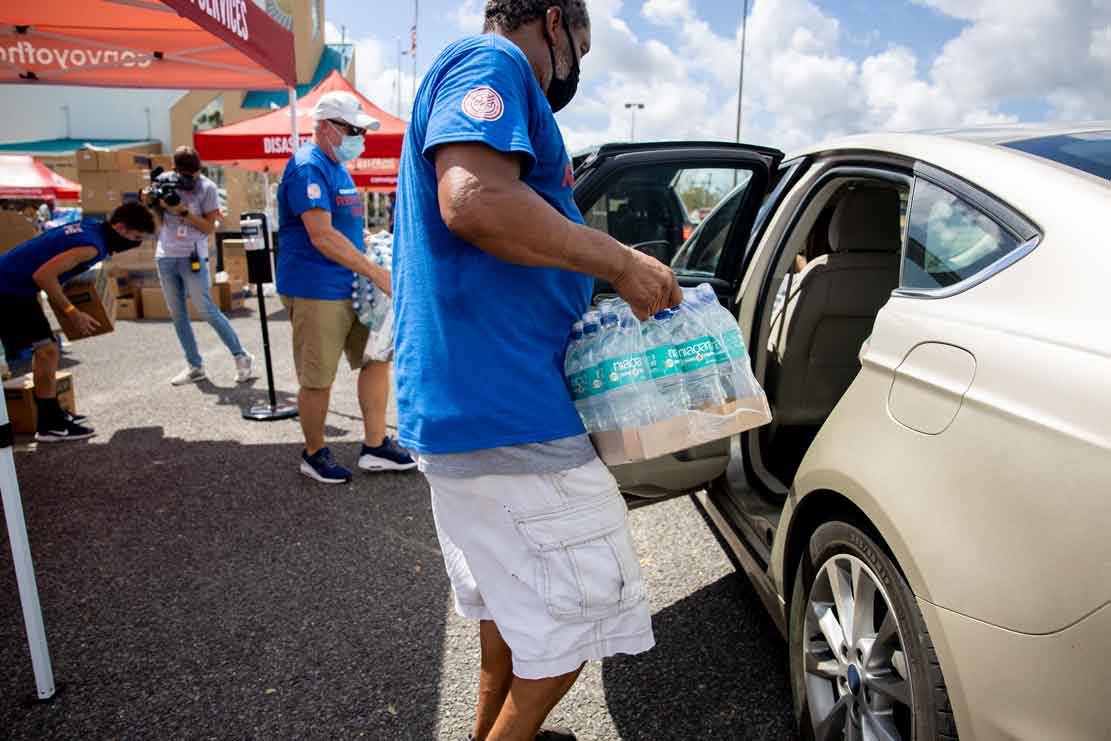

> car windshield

[{"left": 1002, "top": 131, "right": 1111, "bottom": 182}]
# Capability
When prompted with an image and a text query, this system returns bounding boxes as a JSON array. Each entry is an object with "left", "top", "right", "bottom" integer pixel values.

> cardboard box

[
  {"left": 108, "top": 170, "right": 150, "bottom": 202},
  {"left": 107, "top": 238, "right": 157, "bottom": 272},
  {"left": 215, "top": 279, "right": 248, "bottom": 313},
  {"left": 149, "top": 154, "right": 174, "bottom": 171},
  {"left": 4, "top": 372, "right": 75, "bottom": 434},
  {"left": 590, "top": 397, "right": 773, "bottom": 466},
  {"left": 115, "top": 295, "right": 141, "bottom": 320},
  {"left": 50, "top": 267, "right": 117, "bottom": 341},
  {"left": 75, "top": 148, "right": 100, "bottom": 172},
  {"left": 0, "top": 211, "right": 38, "bottom": 255},
  {"left": 79, "top": 171, "right": 118, "bottom": 213}
]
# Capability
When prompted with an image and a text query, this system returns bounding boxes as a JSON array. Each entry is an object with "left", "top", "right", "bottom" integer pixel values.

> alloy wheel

[{"left": 803, "top": 553, "right": 913, "bottom": 740}]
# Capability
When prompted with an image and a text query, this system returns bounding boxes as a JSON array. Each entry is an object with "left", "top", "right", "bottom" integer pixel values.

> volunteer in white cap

[{"left": 275, "top": 90, "right": 416, "bottom": 483}]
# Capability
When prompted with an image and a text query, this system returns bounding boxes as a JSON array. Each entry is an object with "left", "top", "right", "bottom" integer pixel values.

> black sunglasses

[{"left": 328, "top": 119, "right": 367, "bottom": 137}]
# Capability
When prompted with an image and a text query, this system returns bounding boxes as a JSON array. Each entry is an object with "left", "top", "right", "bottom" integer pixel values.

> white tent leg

[
  {"left": 0, "top": 402, "right": 56, "bottom": 701},
  {"left": 289, "top": 87, "right": 299, "bottom": 142}
]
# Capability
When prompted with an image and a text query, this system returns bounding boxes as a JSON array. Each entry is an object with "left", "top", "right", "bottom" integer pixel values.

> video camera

[{"left": 146, "top": 166, "right": 196, "bottom": 209}]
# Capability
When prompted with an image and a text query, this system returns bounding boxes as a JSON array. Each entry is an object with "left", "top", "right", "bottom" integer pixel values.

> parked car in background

[{"left": 572, "top": 123, "right": 1111, "bottom": 740}]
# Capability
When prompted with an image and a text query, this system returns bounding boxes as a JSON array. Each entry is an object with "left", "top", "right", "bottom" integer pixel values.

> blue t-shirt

[
  {"left": 0, "top": 218, "right": 108, "bottom": 296},
  {"left": 393, "top": 35, "right": 593, "bottom": 454},
  {"left": 275, "top": 142, "right": 365, "bottom": 300}
]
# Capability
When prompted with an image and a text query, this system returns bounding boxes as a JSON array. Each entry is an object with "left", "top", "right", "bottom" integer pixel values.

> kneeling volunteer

[{"left": 0, "top": 202, "right": 155, "bottom": 441}]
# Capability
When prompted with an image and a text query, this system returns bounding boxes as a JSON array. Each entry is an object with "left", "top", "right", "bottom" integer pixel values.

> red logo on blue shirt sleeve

[{"left": 462, "top": 87, "right": 505, "bottom": 121}]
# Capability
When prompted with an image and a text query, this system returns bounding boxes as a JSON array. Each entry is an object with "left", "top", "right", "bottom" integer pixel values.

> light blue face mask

[
  {"left": 335, "top": 134, "right": 364, "bottom": 162},
  {"left": 330, "top": 121, "right": 364, "bottom": 161}
]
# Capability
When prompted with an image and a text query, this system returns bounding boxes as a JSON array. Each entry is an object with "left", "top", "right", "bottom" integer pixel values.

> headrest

[{"left": 828, "top": 186, "right": 902, "bottom": 253}]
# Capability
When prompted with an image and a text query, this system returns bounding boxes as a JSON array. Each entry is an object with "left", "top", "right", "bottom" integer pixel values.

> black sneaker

[
  {"left": 300, "top": 447, "right": 352, "bottom": 484},
  {"left": 35, "top": 419, "right": 95, "bottom": 443},
  {"left": 357, "top": 437, "right": 417, "bottom": 472},
  {"left": 63, "top": 410, "right": 88, "bottom": 425},
  {"left": 536, "top": 727, "right": 576, "bottom": 741}
]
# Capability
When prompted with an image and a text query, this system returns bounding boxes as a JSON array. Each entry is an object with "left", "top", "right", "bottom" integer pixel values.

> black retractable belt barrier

[{"left": 240, "top": 212, "right": 298, "bottom": 421}]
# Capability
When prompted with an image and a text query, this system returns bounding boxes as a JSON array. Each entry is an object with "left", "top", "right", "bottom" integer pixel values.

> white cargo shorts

[{"left": 427, "top": 457, "right": 656, "bottom": 680}]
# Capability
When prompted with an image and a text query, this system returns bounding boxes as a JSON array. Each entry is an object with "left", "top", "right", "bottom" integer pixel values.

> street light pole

[
  {"left": 625, "top": 102, "right": 644, "bottom": 142},
  {"left": 735, "top": 0, "right": 749, "bottom": 143}
]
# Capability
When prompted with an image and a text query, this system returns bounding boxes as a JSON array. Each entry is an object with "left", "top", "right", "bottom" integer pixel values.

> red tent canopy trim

[
  {"left": 0, "top": 155, "right": 81, "bottom": 200},
  {"left": 0, "top": 0, "right": 295, "bottom": 89},
  {"left": 195, "top": 71, "right": 406, "bottom": 191}
]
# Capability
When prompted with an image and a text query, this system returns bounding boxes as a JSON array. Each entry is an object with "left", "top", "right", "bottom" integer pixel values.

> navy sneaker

[
  {"left": 63, "top": 410, "right": 88, "bottom": 425},
  {"left": 35, "top": 418, "right": 95, "bottom": 443},
  {"left": 358, "top": 437, "right": 417, "bottom": 472},
  {"left": 300, "top": 447, "right": 352, "bottom": 484}
]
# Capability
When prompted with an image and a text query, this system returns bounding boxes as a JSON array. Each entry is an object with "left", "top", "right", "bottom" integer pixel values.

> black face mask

[
  {"left": 544, "top": 14, "right": 580, "bottom": 113},
  {"left": 103, "top": 223, "right": 144, "bottom": 254},
  {"left": 175, "top": 172, "right": 197, "bottom": 191}
]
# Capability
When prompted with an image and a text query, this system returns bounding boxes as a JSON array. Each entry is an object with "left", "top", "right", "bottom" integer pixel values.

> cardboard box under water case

[
  {"left": 590, "top": 397, "right": 773, "bottom": 466},
  {"left": 51, "top": 268, "right": 118, "bottom": 341},
  {"left": 4, "top": 372, "right": 76, "bottom": 434}
]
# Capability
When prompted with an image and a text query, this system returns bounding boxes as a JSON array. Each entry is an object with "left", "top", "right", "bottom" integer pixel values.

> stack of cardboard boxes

[{"left": 76, "top": 147, "right": 170, "bottom": 216}]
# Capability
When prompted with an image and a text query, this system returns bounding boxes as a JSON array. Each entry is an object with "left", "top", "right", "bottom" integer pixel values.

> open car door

[{"left": 572, "top": 142, "right": 784, "bottom": 503}]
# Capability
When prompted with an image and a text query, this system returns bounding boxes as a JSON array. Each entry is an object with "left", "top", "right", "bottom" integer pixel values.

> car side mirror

[{"left": 631, "top": 239, "right": 673, "bottom": 264}]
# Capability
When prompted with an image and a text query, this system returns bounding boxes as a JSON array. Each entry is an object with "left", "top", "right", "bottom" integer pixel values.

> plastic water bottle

[
  {"left": 673, "top": 303, "right": 726, "bottom": 410},
  {"left": 643, "top": 309, "right": 689, "bottom": 417},
  {"left": 352, "top": 240, "right": 394, "bottom": 331},
  {"left": 564, "top": 321, "right": 590, "bottom": 427},
  {"left": 692, "top": 283, "right": 756, "bottom": 401},
  {"left": 603, "top": 309, "right": 659, "bottom": 428},
  {"left": 580, "top": 312, "right": 611, "bottom": 432},
  {"left": 592, "top": 310, "right": 622, "bottom": 430}
]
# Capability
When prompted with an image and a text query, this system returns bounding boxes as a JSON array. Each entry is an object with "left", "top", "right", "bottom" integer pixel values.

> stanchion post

[
  {"left": 0, "top": 401, "right": 57, "bottom": 701},
  {"left": 241, "top": 212, "right": 298, "bottom": 421}
]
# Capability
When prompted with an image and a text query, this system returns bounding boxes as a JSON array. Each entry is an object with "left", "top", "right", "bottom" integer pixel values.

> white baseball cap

[{"left": 311, "top": 91, "right": 380, "bottom": 131}]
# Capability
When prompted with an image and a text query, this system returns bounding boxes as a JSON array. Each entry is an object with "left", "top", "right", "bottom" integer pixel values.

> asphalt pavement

[{"left": 0, "top": 301, "right": 795, "bottom": 740}]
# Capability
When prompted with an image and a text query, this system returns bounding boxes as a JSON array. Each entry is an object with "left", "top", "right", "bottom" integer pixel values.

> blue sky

[{"left": 326, "top": 0, "right": 1111, "bottom": 152}]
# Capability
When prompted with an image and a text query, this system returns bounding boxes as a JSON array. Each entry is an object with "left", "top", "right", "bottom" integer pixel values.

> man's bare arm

[
  {"left": 434, "top": 142, "right": 680, "bottom": 319},
  {"left": 302, "top": 208, "right": 392, "bottom": 295}
]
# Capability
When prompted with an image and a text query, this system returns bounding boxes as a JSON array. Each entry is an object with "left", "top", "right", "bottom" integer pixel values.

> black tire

[{"left": 788, "top": 521, "right": 958, "bottom": 740}]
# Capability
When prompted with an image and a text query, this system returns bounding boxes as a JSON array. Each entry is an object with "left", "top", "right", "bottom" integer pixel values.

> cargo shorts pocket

[{"left": 513, "top": 492, "right": 646, "bottom": 623}]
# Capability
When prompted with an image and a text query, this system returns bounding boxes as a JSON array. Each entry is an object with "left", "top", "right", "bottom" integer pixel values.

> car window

[
  {"left": 670, "top": 181, "right": 749, "bottom": 274},
  {"left": 902, "top": 178, "right": 1022, "bottom": 290},
  {"left": 581, "top": 165, "right": 753, "bottom": 267},
  {"left": 1002, "top": 130, "right": 1111, "bottom": 182}
]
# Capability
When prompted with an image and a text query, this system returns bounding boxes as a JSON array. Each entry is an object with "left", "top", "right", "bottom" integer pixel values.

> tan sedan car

[{"left": 572, "top": 123, "right": 1111, "bottom": 740}]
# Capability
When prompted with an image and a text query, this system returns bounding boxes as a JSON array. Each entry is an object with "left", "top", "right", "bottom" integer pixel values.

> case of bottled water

[
  {"left": 353, "top": 233, "right": 395, "bottom": 361},
  {"left": 564, "top": 284, "right": 771, "bottom": 464}
]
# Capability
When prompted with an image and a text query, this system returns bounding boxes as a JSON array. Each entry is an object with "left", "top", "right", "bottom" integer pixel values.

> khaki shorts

[
  {"left": 427, "top": 458, "right": 656, "bottom": 679},
  {"left": 281, "top": 295, "right": 369, "bottom": 389}
]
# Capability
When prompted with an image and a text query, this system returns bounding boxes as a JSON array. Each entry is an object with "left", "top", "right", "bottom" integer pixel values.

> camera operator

[
  {"left": 0, "top": 202, "right": 155, "bottom": 441},
  {"left": 142, "top": 146, "right": 254, "bottom": 386}
]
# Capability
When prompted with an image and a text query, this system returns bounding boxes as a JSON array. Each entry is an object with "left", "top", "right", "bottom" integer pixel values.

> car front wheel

[{"left": 788, "top": 521, "right": 958, "bottom": 740}]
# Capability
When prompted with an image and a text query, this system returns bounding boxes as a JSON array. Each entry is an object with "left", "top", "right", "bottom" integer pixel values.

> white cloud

[
  {"left": 453, "top": 0, "right": 484, "bottom": 32},
  {"left": 641, "top": 0, "right": 691, "bottom": 24}
]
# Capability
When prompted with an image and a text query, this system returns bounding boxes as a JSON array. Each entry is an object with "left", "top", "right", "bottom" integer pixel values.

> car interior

[{"left": 757, "top": 179, "right": 908, "bottom": 483}]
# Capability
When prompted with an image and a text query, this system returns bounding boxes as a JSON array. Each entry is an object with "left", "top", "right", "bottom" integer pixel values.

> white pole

[
  {"left": 288, "top": 87, "right": 299, "bottom": 144},
  {"left": 0, "top": 401, "right": 57, "bottom": 700},
  {"left": 262, "top": 170, "right": 273, "bottom": 223}
]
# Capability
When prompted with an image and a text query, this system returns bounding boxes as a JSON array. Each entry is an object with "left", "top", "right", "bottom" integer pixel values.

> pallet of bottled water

[
  {"left": 352, "top": 235, "right": 394, "bottom": 361},
  {"left": 565, "top": 284, "right": 771, "bottom": 465}
]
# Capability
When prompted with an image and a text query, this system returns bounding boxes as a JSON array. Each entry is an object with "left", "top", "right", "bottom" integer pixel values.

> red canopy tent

[
  {"left": 194, "top": 70, "right": 405, "bottom": 191},
  {"left": 0, "top": 155, "right": 81, "bottom": 200},
  {"left": 0, "top": 0, "right": 296, "bottom": 706},
  {"left": 0, "top": 0, "right": 295, "bottom": 89}
]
